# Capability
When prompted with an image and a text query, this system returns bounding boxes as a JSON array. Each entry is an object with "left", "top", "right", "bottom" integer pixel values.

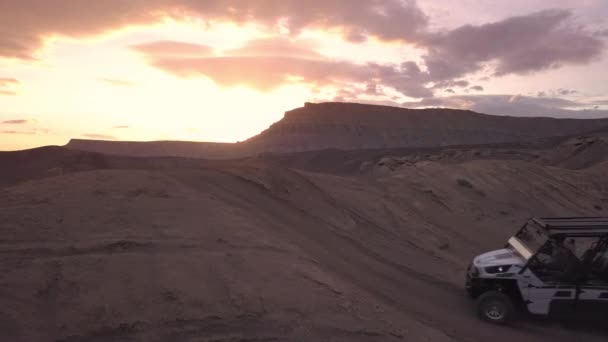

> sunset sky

[{"left": 1, "top": 0, "right": 607, "bottom": 151}]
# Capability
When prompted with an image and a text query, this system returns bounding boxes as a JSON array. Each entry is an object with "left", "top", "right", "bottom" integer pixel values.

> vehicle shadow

[{"left": 515, "top": 312, "right": 608, "bottom": 338}]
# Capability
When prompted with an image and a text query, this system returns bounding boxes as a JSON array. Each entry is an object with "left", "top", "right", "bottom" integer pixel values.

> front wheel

[{"left": 476, "top": 291, "right": 515, "bottom": 324}]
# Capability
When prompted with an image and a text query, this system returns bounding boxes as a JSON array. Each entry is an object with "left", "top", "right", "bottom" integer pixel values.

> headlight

[{"left": 485, "top": 265, "right": 511, "bottom": 274}]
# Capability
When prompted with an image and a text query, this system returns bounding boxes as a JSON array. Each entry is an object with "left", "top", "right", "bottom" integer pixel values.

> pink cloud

[
  {"left": 0, "top": 77, "right": 19, "bottom": 95},
  {"left": 2, "top": 119, "right": 29, "bottom": 124},
  {"left": 83, "top": 133, "right": 116, "bottom": 140},
  {"left": 0, "top": 0, "right": 427, "bottom": 59},
  {"left": 225, "top": 37, "right": 323, "bottom": 59},
  {"left": 1, "top": 130, "right": 36, "bottom": 135},
  {"left": 138, "top": 37, "right": 433, "bottom": 98},
  {"left": 0, "top": 78, "right": 19, "bottom": 86},
  {"left": 0, "top": 2, "right": 603, "bottom": 103}
]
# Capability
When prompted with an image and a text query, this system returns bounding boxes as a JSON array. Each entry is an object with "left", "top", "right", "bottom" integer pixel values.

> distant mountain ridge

[
  {"left": 65, "top": 102, "right": 608, "bottom": 158},
  {"left": 65, "top": 139, "right": 241, "bottom": 159}
]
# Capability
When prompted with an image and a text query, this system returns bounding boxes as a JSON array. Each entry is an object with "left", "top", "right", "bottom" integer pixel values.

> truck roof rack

[{"left": 531, "top": 217, "right": 608, "bottom": 236}]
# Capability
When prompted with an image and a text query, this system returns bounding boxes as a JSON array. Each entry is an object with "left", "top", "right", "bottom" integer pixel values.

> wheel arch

[{"left": 472, "top": 278, "right": 524, "bottom": 305}]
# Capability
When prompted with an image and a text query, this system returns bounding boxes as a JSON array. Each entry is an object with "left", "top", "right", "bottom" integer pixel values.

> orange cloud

[
  {"left": 137, "top": 37, "right": 433, "bottom": 97},
  {"left": 1, "top": 127, "right": 48, "bottom": 135},
  {"left": 2, "top": 2, "right": 603, "bottom": 104},
  {"left": 225, "top": 37, "right": 323, "bottom": 59},
  {"left": 153, "top": 56, "right": 368, "bottom": 90},
  {"left": 0, "top": 77, "right": 20, "bottom": 95},
  {"left": 2, "top": 119, "right": 29, "bottom": 124},
  {"left": 83, "top": 133, "right": 116, "bottom": 140},
  {"left": 0, "top": 78, "right": 19, "bottom": 86},
  {"left": 1, "top": 130, "right": 36, "bottom": 135}
]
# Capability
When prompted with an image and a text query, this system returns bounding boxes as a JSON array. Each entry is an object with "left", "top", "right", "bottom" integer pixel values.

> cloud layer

[
  {"left": 1, "top": 130, "right": 36, "bottom": 135},
  {"left": 83, "top": 133, "right": 116, "bottom": 140},
  {"left": 0, "top": 0, "right": 427, "bottom": 59},
  {"left": 131, "top": 40, "right": 214, "bottom": 58},
  {"left": 1, "top": 1, "right": 606, "bottom": 103},
  {"left": 0, "top": 78, "right": 19, "bottom": 86},
  {"left": 422, "top": 9, "right": 604, "bottom": 82},
  {"left": 403, "top": 94, "right": 608, "bottom": 119},
  {"left": 0, "top": 77, "right": 19, "bottom": 95},
  {"left": 135, "top": 38, "right": 434, "bottom": 97},
  {"left": 129, "top": 5, "right": 603, "bottom": 99},
  {"left": 2, "top": 119, "right": 29, "bottom": 124}
]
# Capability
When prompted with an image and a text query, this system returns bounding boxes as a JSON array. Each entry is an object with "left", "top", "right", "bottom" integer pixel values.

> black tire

[{"left": 476, "top": 291, "right": 515, "bottom": 324}]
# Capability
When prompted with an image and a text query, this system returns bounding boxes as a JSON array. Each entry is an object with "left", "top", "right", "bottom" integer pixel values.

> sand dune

[{"left": 1, "top": 138, "right": 608, "bottom": 341}]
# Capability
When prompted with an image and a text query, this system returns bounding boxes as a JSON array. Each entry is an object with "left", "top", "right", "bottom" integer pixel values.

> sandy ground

[{"left": 1, "top": 140, "right": 608, "bottom": 341}]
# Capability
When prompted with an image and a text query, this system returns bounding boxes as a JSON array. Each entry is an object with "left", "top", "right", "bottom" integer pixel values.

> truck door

[
  {"left": 576, "top": 286, "right": 608, "bottom": 316},
  {"left": 523, "top": 244, "right": 577, "bottom": 316},
  {"left": 572, "top": 237, "right": 608, "bottom": 317},
  {"left": 524, "top": 269, "right": 577, "bottom": 316}
]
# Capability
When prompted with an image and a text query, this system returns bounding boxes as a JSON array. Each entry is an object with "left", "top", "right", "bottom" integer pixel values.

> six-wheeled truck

[{"left": 466, "top": 217, "right": 608, "bottom": 324}]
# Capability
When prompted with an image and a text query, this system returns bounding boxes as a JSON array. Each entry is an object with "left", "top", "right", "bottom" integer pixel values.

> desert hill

[
  {"left": 246, "top": 102, "right": 608, "bottom": 152},
  {"left": 65, "top": 139, "right": 241, "bottom": 160},
  {"left": 65, "top": 102, "right": 608, "bottom": 158},
  {"left": 1, "top": 138, "right": 608, "bottom": 341}
]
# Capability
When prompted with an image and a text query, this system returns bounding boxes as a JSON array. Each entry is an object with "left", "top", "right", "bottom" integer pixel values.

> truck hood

[{"left": 473, "top": 248, "right": 525, "bottom": 268}]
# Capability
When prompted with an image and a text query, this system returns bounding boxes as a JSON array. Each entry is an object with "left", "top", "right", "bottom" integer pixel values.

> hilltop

[{"left": 65, "top": 102, "right": 608, "bottom": 158}]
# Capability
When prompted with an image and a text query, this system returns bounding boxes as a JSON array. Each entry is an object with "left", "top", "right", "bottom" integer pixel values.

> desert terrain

[{"left": 2, "top": 104, "right": 608, "bottom": 341}]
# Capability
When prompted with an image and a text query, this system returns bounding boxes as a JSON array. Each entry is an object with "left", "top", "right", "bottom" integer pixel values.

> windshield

[{"left": 509, "top": 221, "right": 549, "bottom": 260}]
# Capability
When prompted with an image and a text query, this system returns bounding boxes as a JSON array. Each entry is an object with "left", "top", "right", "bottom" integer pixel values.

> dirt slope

[
  {"left": 540, "top": 130, "right": 608, "bottom": 169},
  {"left": 1, "top": 147, "right": 607, "bottom": 341}
]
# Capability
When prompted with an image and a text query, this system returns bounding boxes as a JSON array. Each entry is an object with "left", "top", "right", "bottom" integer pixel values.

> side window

[
  {"left": 527, "top": 240, "right": 582, "bottom": 284},
  {"left": 527, "top": 243, "right": 560, "bottom": 283},
  {"left": 579, "top": 237, "right": 608, "bottom": 285},
  {"left": 570, "top": 237, "right": 597, "bottom": 260}
]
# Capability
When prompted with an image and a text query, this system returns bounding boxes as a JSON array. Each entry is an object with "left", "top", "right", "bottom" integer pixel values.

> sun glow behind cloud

[
  {"left": 0, "top": 20, "right": 318, "bottom": 149},
  {"left": 0, "top": 17, "right": 433, "bottom": 150},
  {"left": 0, "top": 0, "right": 607, "bottom": 150}
]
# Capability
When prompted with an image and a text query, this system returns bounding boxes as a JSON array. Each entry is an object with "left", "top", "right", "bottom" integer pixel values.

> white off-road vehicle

[{"left": 466, "top": 217, "right": 608, "bottom": 324}]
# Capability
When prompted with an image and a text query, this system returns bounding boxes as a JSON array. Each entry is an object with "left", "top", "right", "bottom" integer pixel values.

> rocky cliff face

[
  {"left": 66, "top": 102, "right": 608, "bottom": 158},
  {"left": 245, "top": 102, "right": 608, "bottom": 153}
]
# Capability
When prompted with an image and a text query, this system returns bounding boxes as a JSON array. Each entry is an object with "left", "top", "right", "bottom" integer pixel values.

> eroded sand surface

[{"left": 1, "top": 143, "right": 608, "bottom": 341}]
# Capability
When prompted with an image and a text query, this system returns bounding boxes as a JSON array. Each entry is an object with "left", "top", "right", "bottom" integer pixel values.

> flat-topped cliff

[{"left": 65, "top": 102, "right": 608, "bottom": 158}]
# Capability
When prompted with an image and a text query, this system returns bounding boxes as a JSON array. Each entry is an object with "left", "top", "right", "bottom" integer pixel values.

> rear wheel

[{"left": 476, "top": 291, "right": 515, "bottom": 324}]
